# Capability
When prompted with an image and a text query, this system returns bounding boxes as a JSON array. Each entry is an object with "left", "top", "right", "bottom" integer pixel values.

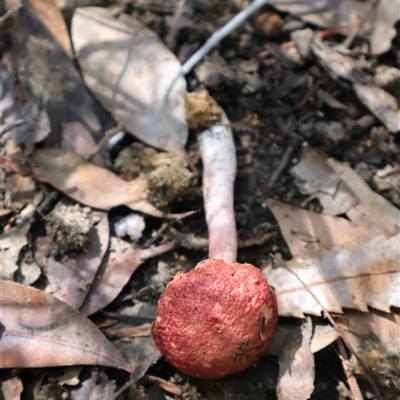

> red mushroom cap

[{"left": 151, "top": 259, "right": 278, "bottom": 379}]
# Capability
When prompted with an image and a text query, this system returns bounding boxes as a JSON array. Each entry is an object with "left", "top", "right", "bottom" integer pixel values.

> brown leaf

[
  {"left": 0, "top": 280, "right": 132, "bottom": 371},
  {"left": 80, "top": 237, "right": 176, "bottom": 315},
  {"left": 267, "top": 199, "right": 373, "bottom": 259},
  {"left": 61, "top": 121, "right": 103, "bottom": 167},
  {"left": 290, "top": 147, "right": 358, "bottom": 215},
  {"left": 1, "top": 376, "right": 23, "bottom": 400},
  {"left": 336, "top": 308, "right": 400, "bottom": 348},
  {"left": 328, "top": 157, "right": 400, "bottom": 236},
  {"left": 336, "top": 308, "right": 400, "bottom": 393},
  {"left": 26, "top": 148, "right": 189, "bottom": 218},
  {"left": 276, "top": 317, "right": 315, "bottom": 400},
  {"left": 71, "top": 7, "right": 188, "bottom": 151},
  {"left": 7, "top": 173, "right": 36, "bottom": 209},
  {"left": 12, "top": 0, "right": 111, "bottom": 146},
  {"left": 263, "top": 233, "right": 400, "bottom": 318},
  {"left": 34, "top": 210, "right": 109, "bottom": 310}
]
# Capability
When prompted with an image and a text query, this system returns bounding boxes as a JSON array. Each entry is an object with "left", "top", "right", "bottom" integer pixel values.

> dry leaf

[
  {"left": 291, "top": 148, "right": 400, "bottom": 237},
  {"left": 290, "top": 147, "right": 358, "bottom": 215},
  {"left": 111, "top": 303, "right": 162, "bottom": 383},
  {"left": 276, "top": 317, "right": 315, "bottom": 400},
  {"left": 271, "top": 0, "right": 400, "bottom": 55},
  {"left": 266, "top": 321, "right": 338, "bottom": 356},
  {"left": 263, "top": 232, "right": 400, "bottom": 318},
  {"left": 336, "top": 308, "right": 400, "bottom": 393},
  {"left": 71, "top": 7, "right": 188, "bottom": 151},
  {"left": 61, "top": 121, "right": 103, "bottom": 167},
  {"left": 11, "top": 98, "right": 50, "bottom": 154},
  {"left": 336, "top": 308, "right": 400, "bottom": 349},
  {"left": 19, "top": 261, "right": 41, "bottom": 286},
  {"left": 1, "top": 376, "right": 23, "bottom": 400},
  {"left": 311, "top": 36, "right": 400, "bottom": 133},
  {"left": 3, "top": 148, "right": 191, "bottom": 218},
  {"left": 34, "top": 210, "right": 109, "bottom": 310},
  {"left": 7, "top": 173, "right": 36, "bottom": 209},
  {"left": 327, "top": 157, "right": 400, "bottom": 236},
  {"left": 267, "top": 199, "right": 373, "bottom": 258},
  {"left": 80, "top": 237, "right": 176, "bottom": 315},
  {"left": 0, "top": 205, "right": 35, "bottom": 279},
  {"left": 0, "top": 280, "right": 132, "bottom": 371},
  {"left": 12, "top": 0, "right": 111, "bottom": 145},
  {"left": 58, "top": 366, "right": 83, "bottom": 387}
]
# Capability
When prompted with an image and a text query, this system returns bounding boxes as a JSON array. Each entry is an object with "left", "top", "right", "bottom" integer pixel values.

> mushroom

[{"left": 151, "top": 113, "right": 278, "bottom": 379}]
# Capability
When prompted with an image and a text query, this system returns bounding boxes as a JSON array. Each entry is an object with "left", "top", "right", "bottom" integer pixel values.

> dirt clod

[
  {"left": 45, "top": 203, "right": 90, "bottom": 254},
  {"left": 115, "top": 143, "right": 196, "bottom": 210},
  {"left": 185, "top": 90, "right": 223, "bottom": 131}
]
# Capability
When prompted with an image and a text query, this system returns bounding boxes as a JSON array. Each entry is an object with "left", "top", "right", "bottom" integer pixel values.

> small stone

[{"left": 254, "top": 11, "right": 284, "bottom": 38}]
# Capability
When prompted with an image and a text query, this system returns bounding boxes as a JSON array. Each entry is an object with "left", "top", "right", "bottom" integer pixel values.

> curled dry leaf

[
  {"left": 276, "top": 317, "right": 315, "bottom": 400},
  {"left": 271, "top": 0, "right": 400, "bottom": 55},
  {"left": 266, "top": 321, "right": 338, "bottom": 356},
  {"left": 71, "top": 7, "right": 188, "bottom": 151},
  {"left": 80, "top": 237, "right": 176, "bottom": 315},
  {"left": 263, "top": 233, "right": 400, "bottom": 318},
  {"left": 311, "top": 36, "right": 400, "bottom": 133},
  {"left": 0, "top": 205, "right": 35, "bottom": 280},
  {"left": 0, "top": 280, "right": 132, "bottom": 371},
  {"left": 1, "top": 376, "right": 23, "bottom": 400},
  {"left": 34, "top": 210, "right": 109, "bottom": 310}
]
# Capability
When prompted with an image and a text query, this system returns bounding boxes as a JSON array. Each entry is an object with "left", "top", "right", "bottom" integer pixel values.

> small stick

[
  {"left": 181, "top": 0, "right": 268, "bottom": 75},
  {"left": 336, "top": 338, "right": 364, "bottom": 400},
  {"left": 0, "top": 4, "right": 22, "bottom": 24},
  {"left": 165, "top": 0, "right": 186, "bottom": 49},
  {"left": 296, "top": 79, "right": 322, "bottom": 109},
  {"left": 266, "top": 145, "right": 293, "bottom": 190},
  {"left": 342, "top": 0, "right": 379, "bottom": 49},
  {"left": 87, "top": 123, "right": 125, "bottom": 162},
  {"left": 0, "top": 119, "right": 24, "bottom": 137}
]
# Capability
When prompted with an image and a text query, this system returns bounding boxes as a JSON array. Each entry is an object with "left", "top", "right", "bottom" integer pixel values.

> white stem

[{"left": 198, "top": 113, "right": 237, "bottom": 264}]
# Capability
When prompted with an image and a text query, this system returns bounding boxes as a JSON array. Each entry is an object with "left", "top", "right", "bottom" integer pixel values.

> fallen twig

[
  {"left": 165, "top": 0, "right": 186, "bottom": 49},
  {"left": 87, "top": 123, "right": 125, "bottom": 161},
  {"left": 0, "top": 4, "right": 22, "bottom": 24},
  {"left": 0, "top": 119, "right": 24, "bottom": 137},
  {"left": 181, "top": 0, "right": 269, "bottom": 75},
  {"left": 336, "top": 338, "right": 364, "bottom": 400}
]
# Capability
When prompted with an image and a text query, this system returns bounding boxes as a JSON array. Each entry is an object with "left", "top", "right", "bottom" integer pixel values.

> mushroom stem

[{"left": 198, "top": 113, "right": 237, "bottom": 264}]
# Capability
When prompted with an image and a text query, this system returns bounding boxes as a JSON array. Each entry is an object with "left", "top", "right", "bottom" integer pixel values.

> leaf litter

[
  {"left": 1, "top": 0, "right": 400, "bottom": 398},
  {"left": 0, "top": 280, "right": 132, "bottom": 371},
  {"left": 71, "top": 6, "right": 188, "bottom": 152}
]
